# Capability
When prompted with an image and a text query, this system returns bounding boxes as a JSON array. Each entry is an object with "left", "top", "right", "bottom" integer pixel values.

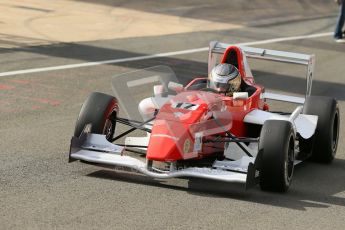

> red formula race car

[{"left": 69, "top": 42, "right": 340, "bottom": 192}]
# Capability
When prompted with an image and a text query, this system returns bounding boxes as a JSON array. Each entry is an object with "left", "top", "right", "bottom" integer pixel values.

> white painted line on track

[{"left": 0, "top": 32, "right": 332, "bottom": 77}]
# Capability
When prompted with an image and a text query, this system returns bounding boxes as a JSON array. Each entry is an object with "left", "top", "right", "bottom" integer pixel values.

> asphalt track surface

[{"left": 1, "top": 1, "right": 345, "bottom": 229}]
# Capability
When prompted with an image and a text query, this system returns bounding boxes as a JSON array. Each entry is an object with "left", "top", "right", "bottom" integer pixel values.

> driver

[
  {"left": 139, "top": 63, "right": 242, "bottom": 120},
  {"left": 208, "top": 63, "right": 241, "bottom": 96}
]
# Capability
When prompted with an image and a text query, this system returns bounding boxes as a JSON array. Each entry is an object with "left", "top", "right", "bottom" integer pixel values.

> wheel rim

[
  {"left": 103, "top": 119, "right": 114, "bottom": 141},
  {"left": 331, "top": 112, "right": 339, "bottom": 154},
  {"left": 285, "top": 139, "right": 294, "bottom": 184}
]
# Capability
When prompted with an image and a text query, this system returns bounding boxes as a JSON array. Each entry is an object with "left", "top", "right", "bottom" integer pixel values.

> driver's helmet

[{"left": 208, "top": 63, "right": 242, "bottom": 96}]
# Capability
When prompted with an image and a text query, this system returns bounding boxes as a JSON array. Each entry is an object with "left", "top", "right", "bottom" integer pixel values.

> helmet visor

[{"left": 208, "top": 81, "right": 230, "bottom": 93}]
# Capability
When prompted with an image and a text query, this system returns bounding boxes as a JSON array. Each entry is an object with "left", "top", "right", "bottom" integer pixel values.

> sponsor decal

[{"left": 183, "top": 139, "right": 191, "bottom": 153}]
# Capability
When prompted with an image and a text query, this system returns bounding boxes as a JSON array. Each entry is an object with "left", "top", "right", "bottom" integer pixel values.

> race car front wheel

[
  {"left": 300, "top": 96, "right": 339, "bottom": 163},
  {"left": 74, "top": 92, "right": 118, "bottom": 141},
  {"left": 258, "top": 120, "right": 295, "bottom": 192}
]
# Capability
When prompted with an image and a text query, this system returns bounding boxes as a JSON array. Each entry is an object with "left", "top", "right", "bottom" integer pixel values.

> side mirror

[
  {"left": 233, "top": 92, "right": 248, "bottom": 100},
  {"left": 168, "top": 82, "right": 184, "bottom": 93},
  {"left": 153, "top": 85, "right": 164, "bottom": 96}
]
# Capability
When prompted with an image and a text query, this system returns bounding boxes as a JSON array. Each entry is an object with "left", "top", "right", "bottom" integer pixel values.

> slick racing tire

[
  {"left": 300, "top": 96, "right": 339, "bottom": 163},
  {"left": 74, "top": 92, "right": 117, "bottom": 141},
  {"left": 259, "top": 120, "right": 295, "bottom": 192}
]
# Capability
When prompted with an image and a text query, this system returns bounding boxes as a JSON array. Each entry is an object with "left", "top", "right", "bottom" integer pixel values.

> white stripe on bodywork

[
  {"left": 244, "top": 109, "right": 318, "bottom": 139},
  {"left": 263, "top": 92, "right": 305, "bottom": 104},
  {"left": 294, "top": 114, "right": 318, "bottom": 139},
  {"left": 151, "top": 134, "right": 179, "bottom": 141}
]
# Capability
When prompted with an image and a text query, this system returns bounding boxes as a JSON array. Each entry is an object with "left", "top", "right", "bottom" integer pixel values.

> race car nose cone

[
  {"left": 146, "top": 134, "right": 182, "bottom": 161},
  {"left": 146, "top": 119, "right": 193, "bottom": 161}
]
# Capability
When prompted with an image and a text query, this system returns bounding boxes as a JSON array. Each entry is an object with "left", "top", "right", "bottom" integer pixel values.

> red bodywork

[{"left": 146, "top": 46, "right": 266, "bottom": 162}]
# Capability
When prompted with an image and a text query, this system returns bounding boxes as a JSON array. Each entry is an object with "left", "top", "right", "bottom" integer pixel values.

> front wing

[{"left": 69, "top": 133, "right": 258, "bottom": 188}]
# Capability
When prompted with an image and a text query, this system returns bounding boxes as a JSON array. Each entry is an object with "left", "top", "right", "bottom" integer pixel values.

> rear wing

[{"left": 208, "top": 41, "right": 315, "bottom": 99}]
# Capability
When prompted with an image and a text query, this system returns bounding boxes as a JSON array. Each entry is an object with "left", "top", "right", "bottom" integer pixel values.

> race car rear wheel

[
  {"left": 300, "top": 96, "right": 339, "bottom": 163},
  {"left": 259, "top": 120, "right": 295, "bottom": 192},
  {"left": 74, "top": 92, "right": 117, "bottom": 141}
]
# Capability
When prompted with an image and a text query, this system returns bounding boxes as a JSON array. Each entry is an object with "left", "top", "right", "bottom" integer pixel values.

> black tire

[
  {"left": 74, "top": 92, "right": 118, "bottom": 141},
  {"left": 300, "top": 96, "right": 340, "bottom": 163},
  {"left": 259, "top": 120, "right": 295, "bottom": 192}
]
